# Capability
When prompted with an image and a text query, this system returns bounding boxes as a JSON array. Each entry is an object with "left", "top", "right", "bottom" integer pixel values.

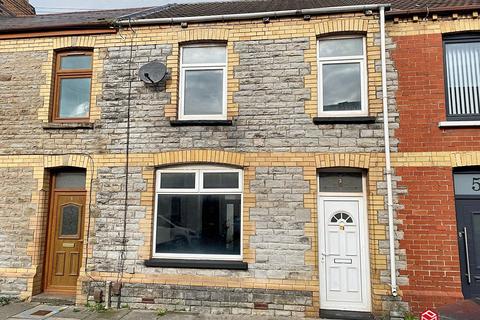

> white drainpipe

[{"left": 380, "top": 6, "right": 398, "bottom": 297}]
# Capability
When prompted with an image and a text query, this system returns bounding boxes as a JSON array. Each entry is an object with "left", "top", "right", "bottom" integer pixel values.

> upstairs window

[
  {"left": 318, "top": 36, "right": 367, "bottom": 116},
  {"left": 52, "top": 51, "right": 93, "bottom": 122},
  {"left": 444, "top": 36, "right": 480, "bottom": 120},
  {"left": 154, "top": 166, "right": 242, "bottom": 260},
  {"left": 179, "top": 44, "right": 227, "bottom": 120}
]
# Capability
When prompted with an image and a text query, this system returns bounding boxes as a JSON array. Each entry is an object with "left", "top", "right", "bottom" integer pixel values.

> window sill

[
  {"left": 313, "top": 116, "right": 376, "bottom": 125},
  {"left": 42, "top": 122, "right": 95, "bottom": 130},
  {"left": 144, "top": 259, "right": 248, "bottom": 270},
  {"left": 438, "top": 121, "right": 480, "bottom": 128},
  {"left": 170, "top": 120, "right": 233, "bottom": 127}
]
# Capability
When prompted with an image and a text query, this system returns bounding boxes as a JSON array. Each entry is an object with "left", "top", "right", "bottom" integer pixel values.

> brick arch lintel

[
  {"left": 43, "top": 154, "right": 92, "bottom": 169},
  {"left": 52, "top": 36, "right": 96, "bottom": 50},
  {"left": 177, "top": 29, "right": 230, "bottom": 43},
  {"left": 314, "top": 18, "right": 369, "bottom": 36},
  {"left": 315, "top": 153, "right": 371, "bottom": 169},
  {"left": 153, "top": 150, "right": 245, "bottom": 167},
  {"left": 441, "top": 20, "right": 480, "bottom": 34},
  {"left": 450, "top": 152, "right": 480, "bottom": 168}
]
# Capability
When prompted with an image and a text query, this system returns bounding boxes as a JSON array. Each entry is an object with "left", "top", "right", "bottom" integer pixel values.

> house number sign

[
  {"left": 454, "top": 174, "right": 480, "bottom": 196},
  {"left": 473, "top": 177, "right": 480, "bottom": 192}
]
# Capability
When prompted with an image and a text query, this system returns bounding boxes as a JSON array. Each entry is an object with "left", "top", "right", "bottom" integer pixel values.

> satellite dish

[{"left": 139, "top": 61, "right": 167, "bottom": 84}]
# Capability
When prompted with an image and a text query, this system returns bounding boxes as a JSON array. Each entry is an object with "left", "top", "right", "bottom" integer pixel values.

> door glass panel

[
  {"left": 319, "top": 172, "right": 363, "bottom": 193},
  {"left": 55, "top": 171, "right": 86, "bottom": 189},
  {"left": 454, "top": 173, "right": 480, "bottom": 196},
  {"left": 60, "top": 204, "right": 80, "bottom": 237}
]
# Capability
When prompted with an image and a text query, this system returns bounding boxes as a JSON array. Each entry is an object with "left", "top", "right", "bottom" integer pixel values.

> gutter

[
  {"left": 379, "top": 6, "right": 398, "bottom": 297},
  {"left": 386, "top": 5, "right": 480, "bottom": 17},
  {"left": 117, "top": 4, "right": 391, "bottom": 26}
]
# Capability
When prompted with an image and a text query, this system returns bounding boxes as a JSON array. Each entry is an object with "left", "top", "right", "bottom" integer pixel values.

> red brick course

[
  {"left": 392, "top": 33, "right": 480, "bottom": 152},
  {"left": 397, "top": 166, "right": 463, "bottom": 313}
]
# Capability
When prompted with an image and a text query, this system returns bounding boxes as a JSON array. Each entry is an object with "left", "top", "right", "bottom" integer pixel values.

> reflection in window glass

[
  {"left": 180, "top": 45, "right": 226, "bottom": 118},
  {"left": 60, "top": 205, "right": 80, "bottom": 236},
  {"left": 318, "top": 37, "right": 365, "bottom": 114},
  {"left": 58, "top": 78, "right": 91, "bottom": 118},
  {"left": 155, "top": 194, "right": 241, "bottom": 255},
  {"left": 184, "top": 70, "right": 223, "bottom": 115},
  {"left": 160, "top": 173, "right": 196, "bottom": 189},
  {"left": 319, "top": 38, "right": 363, "bottom": 58},
  {"left": 182, "top": 46, "right": 226, "bottom": 64},
  {"left": 322, "top": 63, "right": 361, "bottom": 111},
  {"left": 60, "top": 55, "right": 92, "bottom": 70},
  {"left": 203, "top": 172, "right": 239, "bottom": 189},
  {"left": 155, "top": 168, "right": 242, "bottom": 259},
  {"left": 319, "top": 172, "right": 363, "bottom": 193}
]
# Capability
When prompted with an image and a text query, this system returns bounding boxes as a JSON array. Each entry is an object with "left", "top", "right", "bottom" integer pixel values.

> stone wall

[
  {"left": 0, "top": 167, "right": 36, "bottom": 296},
  {"left": 84, "top": 281, "right": 312, "bottom": 317}
]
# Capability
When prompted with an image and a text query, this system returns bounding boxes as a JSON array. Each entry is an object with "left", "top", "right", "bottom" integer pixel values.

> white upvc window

[
  {"left": 317, "top": 36, "right": 368, "bottom": 116},
  {"left": 153, "top": 165, "right": 243, "bottom": 261},
  {"left": 179, "top": 44, "right": 227, "bottom": 120}
]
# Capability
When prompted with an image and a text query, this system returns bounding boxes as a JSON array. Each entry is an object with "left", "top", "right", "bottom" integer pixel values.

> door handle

[{"left": 463, "top": 227, "right": 472, "bottom": 285}]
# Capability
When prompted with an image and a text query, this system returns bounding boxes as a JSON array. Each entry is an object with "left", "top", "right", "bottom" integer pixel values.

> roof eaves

[
  {"left": 387, "top": 4, "right": 480, "bottom": 16},
  {"left": 0, "top": 21, "right": 115, "bottom": 35},
  {"left": 117, "top": 3, "right": 392, "bottom": 26}
]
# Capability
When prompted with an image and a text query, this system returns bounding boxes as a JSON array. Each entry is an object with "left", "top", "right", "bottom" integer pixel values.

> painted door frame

[
  {"left": 43, "top": 174, "right": 86, "bottom": 295},
  {"left": 318, "top": 174, "right": 371, "bottom": 312}
]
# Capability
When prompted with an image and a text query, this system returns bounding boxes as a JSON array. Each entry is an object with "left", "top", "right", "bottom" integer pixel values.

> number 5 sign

[{"left": 421, "top": 309, "right": 439, "bottom": 320}]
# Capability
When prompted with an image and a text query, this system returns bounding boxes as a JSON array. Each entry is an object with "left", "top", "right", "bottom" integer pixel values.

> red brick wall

[
  {"left": 397, "top": 167, "right": 463, "bottom": 313},
  {"left": 392, "top": 34, "right": 480, "bottom": 152}
]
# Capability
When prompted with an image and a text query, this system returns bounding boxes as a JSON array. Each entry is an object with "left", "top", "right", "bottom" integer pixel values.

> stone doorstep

[{"left": 31, "top": 294, "right": 75, "bottom": 306}]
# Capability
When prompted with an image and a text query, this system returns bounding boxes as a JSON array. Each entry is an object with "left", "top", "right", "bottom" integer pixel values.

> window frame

[
  {"left": 153, "top": 165, "right": 243, "bottom": 261},
  {"left": 178, "top": 44, "right": 228, "bottom": 121},
  {"left": 317, "top": 35, "right": 368, "bottom": 117},
  {"left": 443, "top": 34, "right": 480, "bottom": 121},
  {"left": 52, "top": 50, "right": 93, "bottom": 122}
]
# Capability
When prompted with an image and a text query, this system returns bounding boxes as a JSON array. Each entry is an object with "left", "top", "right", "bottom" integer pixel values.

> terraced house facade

[{"left": 0, "top": 0, "right": 479, "bottom": 319}]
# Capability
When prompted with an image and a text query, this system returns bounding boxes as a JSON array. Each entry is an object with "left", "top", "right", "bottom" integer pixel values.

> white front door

[{"left": 319, "top": 197, "right": 370, "bottom": 312}]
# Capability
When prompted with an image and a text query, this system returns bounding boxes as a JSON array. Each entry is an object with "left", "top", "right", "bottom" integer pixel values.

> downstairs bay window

[{"left": 153, "top": 166, "right": 242, "bottom": 261}]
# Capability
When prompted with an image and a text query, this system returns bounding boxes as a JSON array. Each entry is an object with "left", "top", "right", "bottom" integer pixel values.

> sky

[{"left": 30, "top": 0, "right": 220, "bottom": 14}]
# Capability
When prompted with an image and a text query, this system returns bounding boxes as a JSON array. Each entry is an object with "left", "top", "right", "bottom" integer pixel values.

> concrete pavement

[{"left": 0, "top": 302, "right": 324, "bottom": 320}]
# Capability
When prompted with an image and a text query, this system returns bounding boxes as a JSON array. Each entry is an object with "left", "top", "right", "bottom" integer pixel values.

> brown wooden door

[{"left": 44, "top": 192, "right": 86, "bottom": 294}]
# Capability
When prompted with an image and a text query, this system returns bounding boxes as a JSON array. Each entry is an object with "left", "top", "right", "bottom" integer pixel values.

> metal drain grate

[
  {"left": 12, "top": 305, "right": 67, "bottom": 319},
  {"left": 30, "top": 310, "right": 52, "bottom": 316}
]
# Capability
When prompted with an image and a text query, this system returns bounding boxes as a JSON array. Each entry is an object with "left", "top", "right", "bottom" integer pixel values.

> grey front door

[{"left": 456, "top": 199, "right": 480, "bottom": 298}]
